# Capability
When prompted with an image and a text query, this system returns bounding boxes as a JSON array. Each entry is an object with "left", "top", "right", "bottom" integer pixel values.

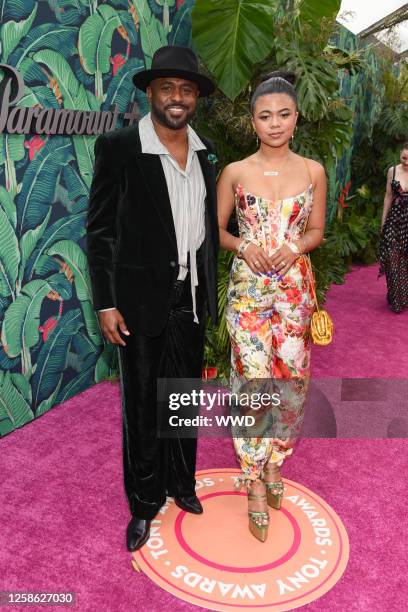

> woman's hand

[
  {"left": 242, "top": 243, "right": 273, "bottom": 274},
  {"left": 269, "top": 244, "right": 299, "bottom": 277}
]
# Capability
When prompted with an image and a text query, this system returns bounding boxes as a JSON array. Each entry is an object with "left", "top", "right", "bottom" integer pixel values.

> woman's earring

[{"left": 253, "top": 130, "right": 259, "bottom": 147}]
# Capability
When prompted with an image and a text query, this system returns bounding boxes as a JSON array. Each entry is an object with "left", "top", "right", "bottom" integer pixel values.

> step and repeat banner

[{"left": 0, "top": 0, "right": 193, "bottom": 436}]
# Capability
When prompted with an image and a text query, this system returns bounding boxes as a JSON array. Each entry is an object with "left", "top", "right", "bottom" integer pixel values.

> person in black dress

[{"left": 379, "top": 143, "right": 408, "bottom": 313}]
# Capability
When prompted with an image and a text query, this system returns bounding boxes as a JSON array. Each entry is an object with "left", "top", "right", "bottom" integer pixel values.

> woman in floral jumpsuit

[{"left": 217, "top": 70, "right": 326, "bottom": 541}]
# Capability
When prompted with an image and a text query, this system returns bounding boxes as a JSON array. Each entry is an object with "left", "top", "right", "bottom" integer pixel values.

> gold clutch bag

[
  {"left": 311, "top": 309, "right": 334, "bottom": 345},
  {"left": 305, "top": 254, "right": 334, "bottom": 346}
]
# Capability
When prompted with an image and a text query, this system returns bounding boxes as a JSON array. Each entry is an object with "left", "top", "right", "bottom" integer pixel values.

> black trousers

[{"left": 118, "top": 258, "right": 207, "bottom": 520}]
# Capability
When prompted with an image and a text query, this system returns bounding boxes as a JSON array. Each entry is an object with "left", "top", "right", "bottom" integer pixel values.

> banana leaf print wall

[{"left": 0, "top": 0, "right": 194, "bottom": 437}]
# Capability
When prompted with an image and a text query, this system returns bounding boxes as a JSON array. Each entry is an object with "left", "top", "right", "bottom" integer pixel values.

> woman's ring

[
  {"left": 281, "top": 260, "right": 286, "bottom": 267},
  {"left": 254, "top": 260, "right": 260, "bottom": 267}
]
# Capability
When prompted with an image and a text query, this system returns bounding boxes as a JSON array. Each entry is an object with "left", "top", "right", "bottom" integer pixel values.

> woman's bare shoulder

[
  {"left": 219, "top": 158, "right": 252, "bottom": 182},
  {"left": 303, "top": 157, "right": 325, "bottom": 175},
  {"left": 298, "top": 157, "right": 326, "bottom": 188}
]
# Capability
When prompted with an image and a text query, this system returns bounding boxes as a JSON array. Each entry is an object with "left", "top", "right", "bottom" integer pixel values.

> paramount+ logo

[{"left": 0, "top": 63, "right": 139, "bottom": 136}]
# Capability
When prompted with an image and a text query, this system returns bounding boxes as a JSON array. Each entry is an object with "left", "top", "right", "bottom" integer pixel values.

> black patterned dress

[{"left": 379, "top": 167, "right": 408, "bottom": 312}]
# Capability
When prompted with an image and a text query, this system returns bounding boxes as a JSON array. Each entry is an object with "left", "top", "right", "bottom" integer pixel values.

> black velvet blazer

[{"left": 86, "top": 123, "right": 219, "bottom": 337}]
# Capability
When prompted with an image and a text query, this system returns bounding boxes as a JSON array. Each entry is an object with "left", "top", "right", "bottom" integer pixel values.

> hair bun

[{"left": 260, "top": 70, "right": 296, "bottom": 86}]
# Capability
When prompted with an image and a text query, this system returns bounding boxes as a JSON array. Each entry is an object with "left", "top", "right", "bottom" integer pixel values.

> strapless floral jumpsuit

[{"left": 226, "top": 168, "right": 315, "bottom": 482}]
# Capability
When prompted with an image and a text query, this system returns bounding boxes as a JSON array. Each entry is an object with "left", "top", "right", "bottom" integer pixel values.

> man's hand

[{"left": 98, "top": 309, "right": 130, "bottom": 346}]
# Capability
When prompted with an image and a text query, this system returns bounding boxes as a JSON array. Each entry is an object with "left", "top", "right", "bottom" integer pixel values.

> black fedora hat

[{"left": 132, "top": 45, "right": 215, "bottom": 97}]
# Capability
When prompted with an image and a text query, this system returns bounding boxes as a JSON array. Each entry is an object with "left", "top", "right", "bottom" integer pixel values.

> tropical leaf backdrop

[{"left": 0, "top": 0, "right": 194, "bottom": 437}]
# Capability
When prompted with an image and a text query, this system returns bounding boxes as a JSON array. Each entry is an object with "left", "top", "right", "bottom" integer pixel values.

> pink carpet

[
  {"left": 1, "top": 264, "right": 407, "bottom": 611},
  {"left": 311, "top": 263, "right": 408, "bottom": 377}
]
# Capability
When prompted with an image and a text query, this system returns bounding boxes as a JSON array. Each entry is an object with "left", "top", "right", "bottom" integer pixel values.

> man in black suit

[{"left": 86, "top": 46, "right": 218, "bottom": 551}]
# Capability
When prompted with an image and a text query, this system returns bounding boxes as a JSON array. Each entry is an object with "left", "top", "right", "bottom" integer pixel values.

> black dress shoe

[
  {"left": 174, "top": 495, "right": 203, "bottom": 514},
  {"left": 126, "top": 517, "right": 151, "bottom": 552}
]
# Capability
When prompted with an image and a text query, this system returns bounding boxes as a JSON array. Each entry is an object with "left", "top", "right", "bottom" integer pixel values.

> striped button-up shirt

[{"left": 138, "top": 112, "right": 207, "bottom": 323}]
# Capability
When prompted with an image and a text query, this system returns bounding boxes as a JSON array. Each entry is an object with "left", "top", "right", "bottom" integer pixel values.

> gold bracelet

[
  {"left": 236, "top": 239, "right": 253, "bottom": 258},
  {"left": 286, "top": 241, "right": 301, "bottom": 256}
]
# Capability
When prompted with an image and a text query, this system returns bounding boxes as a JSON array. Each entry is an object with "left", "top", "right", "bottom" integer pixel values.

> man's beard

[{"left": 151, "top": 100, "right": 195, "bottom": 130}]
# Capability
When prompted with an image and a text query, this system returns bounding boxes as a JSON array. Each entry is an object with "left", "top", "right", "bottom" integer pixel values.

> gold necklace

[{"left": 259, "top": 152, "right": 291, "bottom": 176}]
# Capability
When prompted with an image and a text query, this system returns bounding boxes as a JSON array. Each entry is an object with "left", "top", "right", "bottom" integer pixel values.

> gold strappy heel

[
  {"left": 235, "top": 476, "right": 269, "bottom": 542},
  {"left": 263, "top": 464, "right": 285, "bottom": 510},
  {"left": 248, "top": 489, "right": 269, "bottom": 542}
]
